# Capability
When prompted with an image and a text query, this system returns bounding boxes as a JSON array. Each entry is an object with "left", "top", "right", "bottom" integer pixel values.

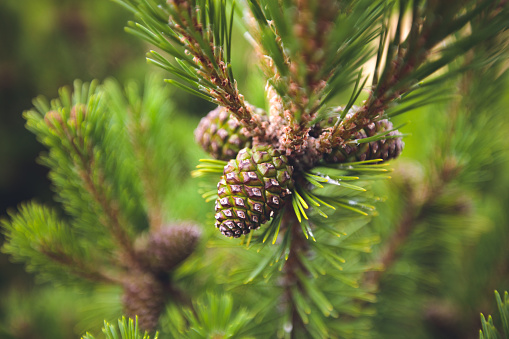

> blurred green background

[
  {"left": 0, "top": 0, "right": 146, "bottom": 215},
  {"left": 1, "top": 0, "right": 509, "bottom": 338}
]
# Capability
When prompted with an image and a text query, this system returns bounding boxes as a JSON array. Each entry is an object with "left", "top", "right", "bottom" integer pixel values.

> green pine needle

[
  {"left": 480, "top": 291, "right": 509, "bottom": 339},
  {"left": 192, "top": 158, "right": 227, "bottom": 177},
  {"left": 82, "top": 317, "right": 157, "bottom": 339}
]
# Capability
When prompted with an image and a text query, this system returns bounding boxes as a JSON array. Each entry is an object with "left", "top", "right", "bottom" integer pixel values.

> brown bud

[
  {"left": 136, "top": 223, "right": 201, "bottom": 273},
  {"left": 122, "top": 271, "right": 166, "bottom": 332}
]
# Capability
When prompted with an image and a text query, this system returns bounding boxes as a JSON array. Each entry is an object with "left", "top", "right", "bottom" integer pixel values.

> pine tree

[{"left": 2, "top": 0, "right": 509, "bottom": 338}]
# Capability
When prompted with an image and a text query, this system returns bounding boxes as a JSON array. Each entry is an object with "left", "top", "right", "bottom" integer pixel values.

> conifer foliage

[
  {"left": 2, "top": 0, "right": 509, "bottom": 338},
  {"left": 480, "top": 291, "right": 509, "bottom": 339},
  {"left": 2, "top": 78, "right": 204, "bottom": 333}
]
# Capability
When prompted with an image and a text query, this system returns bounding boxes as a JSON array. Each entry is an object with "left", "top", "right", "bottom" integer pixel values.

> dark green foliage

[
  {"left": 3, "top": 0, "right": 509, "bottom": 338},
  {"left": 2, "top": 202, "right": 106, "bottom": 285},
  {"left": 1, "top": 77, "right": 209, "bottom": 334}
]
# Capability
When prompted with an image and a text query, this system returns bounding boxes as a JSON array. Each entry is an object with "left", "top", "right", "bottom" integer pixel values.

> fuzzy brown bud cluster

[
  {"left": 123, "top": 223, "right": 201, "bottom": 331},
  {"left": 122, "top": 271, "right": 166, "bottom": 332},
  {"left": 135, "top": 223, "right": 201, "bottom": 273}
]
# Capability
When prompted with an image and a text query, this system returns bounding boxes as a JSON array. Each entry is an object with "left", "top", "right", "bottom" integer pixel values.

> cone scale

[
  {"left": 214, "top": 146, "right": 294, "bottom": 238},
  {"left": 195, "top": 106, "right": 252, "bottom": 161},
  {"left": 325, "top": 119, "right": 404, "bottom": 163}
]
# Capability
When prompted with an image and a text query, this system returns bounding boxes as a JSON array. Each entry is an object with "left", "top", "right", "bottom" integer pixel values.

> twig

[
  {"left": 60, "top": 122, "right": 142, "bottom": 270},
  {"left": 127, "top": 113, "right": 164, "bottom": 231},
  {"left": 77, "top": 165, "right": 140, "bottom": 270},
  {"left": 280, "top": 208, "right": 309, "bottom": 337},
  {"left": 40, "top": 246, "right": 120, "bottom": 284},
  {"left": 364, "top": 157, "right": 460, "bottom": 287},
  {"left": 168, "top": 2, "right": 265, "bottom": 136}
]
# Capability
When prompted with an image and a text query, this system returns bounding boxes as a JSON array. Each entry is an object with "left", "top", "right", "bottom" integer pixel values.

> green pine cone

[
  {"left": 215, "top": 145, "right": 294, "bottom": 238},
  {"left": 136, "top": 223, "right": 201, "bottom": 273},
  {"left": 325, "top": 119, "right": 404, "bottom": 163},
  {"left": 122, "top": 271, "right": 166, "bottom": 332},
  {"left": 195, "top": 106, "right": 252, "bottom": 160}
]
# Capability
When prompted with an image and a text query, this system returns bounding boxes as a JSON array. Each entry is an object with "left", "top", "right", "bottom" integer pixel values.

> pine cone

[
  {"left": 215, "top": 145, "right": 294, "bottom": 238},
  {"left": 325, "top": 119, "right": 404, "bottom": 163},
  {"left": 136, "top": 223, "right": 201, "bottom": 273},
  {"left": 122, "top": 271, "right": 166, "bottom": 332},
  {"left": 195, "top": 106, "right": 252, "bottom": 160}
]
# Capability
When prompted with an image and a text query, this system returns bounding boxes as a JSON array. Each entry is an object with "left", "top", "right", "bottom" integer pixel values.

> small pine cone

[
  {"left": 325, "top": 119, "right": 404, "bottom": 163},
  {"left": 137, "top": 223, "right": 201, "bottom": 273},
  {"left": 195, "top": 106, "right": 252, "bottom": 160},
  {"left": 215, "top": 145, "right": 294, "bottom": 238},
  {"left": 122, "top": 271, "right": 166, "bottom": 332}
]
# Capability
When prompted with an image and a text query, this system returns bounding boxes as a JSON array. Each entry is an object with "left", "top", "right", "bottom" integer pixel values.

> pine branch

[
  {"left": 364, "top": 83, "right": 477, "bottom": 286},
  {"left": 107, "top": 78, "right": 171, "bottom": 231},
  {"left": 49, "top": 105, "right": 141, "bottom": 269},
  {"left": 368, "top": 15, "right": 509, "bottom": 335},
  {"left": 320, "top": 0, "right": 509, "bottom": 154},
  {"left": 165, "top": 1, "right": 253, "bottom": 118},
  {"left": 39, "top": 245, "right": 118, "bottom": 284},
  {"left": 30, "top": 85, "right": 147, "bottom": 273},
  {"left": 76, "top": 161, "right": 140, "bottom": 270},
  {"left": 245, "top": 0, "right": 386, "bottom": 153},
  {"left": 114, "top": 0, "right": 266, "bottom": 135},
  {"left": 126, "top": 112, "right": 165, "bottom": 230},
  {"left": 25, "top": 81, "right": 148, "bottom": 271},
  {"left": 363, "top": 164, "right": 455, "bottom": 286},
  {"left": 199, "top": 157, "right": 385, "bottom": 336},
  {"left": 279, "top": 209, "right": 310, "bottom": 337},
  {"left": 3, "top": 78, "right": 209, "bottom": 334},
  {"left": 1, "top": 203, "right": 118, "bottom": 285}
]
